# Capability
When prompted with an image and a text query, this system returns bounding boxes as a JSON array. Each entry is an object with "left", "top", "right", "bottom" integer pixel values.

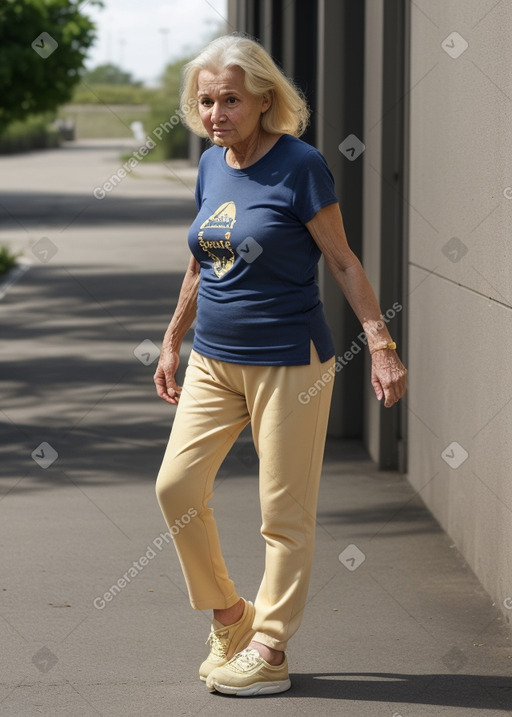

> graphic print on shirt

[{"left": 198, "top": 201, "right": 236, "bottom": 278}]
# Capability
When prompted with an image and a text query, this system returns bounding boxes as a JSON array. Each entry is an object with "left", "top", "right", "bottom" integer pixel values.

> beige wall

[{"left": 407, "top": 0, "right": 512, "bottom": 623}]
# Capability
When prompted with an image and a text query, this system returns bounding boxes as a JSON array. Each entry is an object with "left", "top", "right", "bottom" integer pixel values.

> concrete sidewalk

[{"left": 1, "top": 141, "right": 511, "bottom": 716}]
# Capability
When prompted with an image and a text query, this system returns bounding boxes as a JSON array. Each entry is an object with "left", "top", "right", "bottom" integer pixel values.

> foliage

[
  {"left": 70, "top": 82, "right": 157, "bottom": 106},
  {"left": 0, "top": 114, "right": 60, "bottom": 154},
  {"left": 0, "top": 246, "right": 21, "bottom": 276},
  {"left": 81, "top": 62, "right": 141, "bottom": 86},
  {"left": 0, "top": 0, "right": 102, "bottom": 133},
  {"left": 148, "top": 57, "right": 191, "bottom": 160}
]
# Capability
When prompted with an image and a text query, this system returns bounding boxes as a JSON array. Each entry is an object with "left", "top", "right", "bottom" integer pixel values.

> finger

[
  {"left": 384, "top": 383, "right": 402, "bottom": 407},
  {"left": 157, "top": 386, "right": 176, "bottom": 404},
  {"left": 154, "top": 379, "right": 167, "bottom": 400},
  {"left": 165, "top": 380, "right": 182, "bottom": 404},
  {"left": 370, "top": 370, "right": 384, "bottom": 401},
  {"left": 158, "top": 386, "right": 179, "bottom": 405},
  {"left": 154, "top": 376, "right": 178, "bottom": 404}
]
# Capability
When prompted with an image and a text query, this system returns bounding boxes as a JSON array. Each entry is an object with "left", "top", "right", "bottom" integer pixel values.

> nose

[{"left": 210, "top": 101, "right": 225, "bottom": 125}]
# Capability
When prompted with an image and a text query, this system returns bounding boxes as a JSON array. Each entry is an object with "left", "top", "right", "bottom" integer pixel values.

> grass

[
  {"left": 71, "top": 83, "right": 158, "bottom": 106},
  {"left": 59, "top": 105, "right": 189, "bottom": 159},
  {"left": 58, "top": 104, "right": 151, "bottom": 139},
  {"left": 60, "top": 81, "right": 157, "bottom": 140},
  {"left": 0, "top": 246, "right": 21, "bottom": 276}
]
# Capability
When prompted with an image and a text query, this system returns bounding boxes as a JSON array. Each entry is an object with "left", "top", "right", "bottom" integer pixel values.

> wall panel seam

[{"left": 410, "top": 262, "right": 512, "bottom": 310}]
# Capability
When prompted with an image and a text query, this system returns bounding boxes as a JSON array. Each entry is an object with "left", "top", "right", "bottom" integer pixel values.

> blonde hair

[{"left": 180, "top": 34, "right": 310, "bottom": 138}]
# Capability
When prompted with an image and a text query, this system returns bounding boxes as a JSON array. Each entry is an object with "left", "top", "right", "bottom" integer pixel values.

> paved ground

[{"left": 0, "top": 140, "right": 511, "bottom": 717}]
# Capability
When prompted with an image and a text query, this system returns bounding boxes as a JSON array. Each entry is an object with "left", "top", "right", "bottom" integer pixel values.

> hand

[
  {"left": 153, "top": 349, "right": 182, "bottom": 405},
  {"left": 371, "top": 349, "right": 407, "bottom": 408}
]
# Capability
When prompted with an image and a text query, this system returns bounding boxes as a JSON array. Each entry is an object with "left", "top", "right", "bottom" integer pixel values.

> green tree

[
  {"left": 149, "top": 57, "right": 191, "bottom": 160},
  {"left": 82, "top": 63, "right": 141, "bottom": 86},
  {"left": 0, "top": 0, "right": 102, "bottom": 133}
]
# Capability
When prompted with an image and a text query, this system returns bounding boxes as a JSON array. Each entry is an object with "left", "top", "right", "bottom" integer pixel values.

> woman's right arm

[{"left": 153, "top": 255, "right": 200, "bottom": 404}]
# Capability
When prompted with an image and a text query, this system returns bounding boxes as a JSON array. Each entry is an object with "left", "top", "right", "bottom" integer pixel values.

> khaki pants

[{"left": 155, "top": 343, "right": 335, "bottom": 651}]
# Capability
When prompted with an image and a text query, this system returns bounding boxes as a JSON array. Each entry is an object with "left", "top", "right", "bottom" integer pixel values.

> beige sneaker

[
  {"left": 206, "top": 648, "right": 291, "bottom": 696},
  {"left": 199, "top": 599, "right": 255, "bottom": 682}
]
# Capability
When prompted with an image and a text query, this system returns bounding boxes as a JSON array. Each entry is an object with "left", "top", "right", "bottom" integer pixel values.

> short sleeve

[
  {"left": 194, "top": 163, "right": 203, "bottom": 210},
  {"left": 291, "top": 149, "right": 338, "bottom": 224}
]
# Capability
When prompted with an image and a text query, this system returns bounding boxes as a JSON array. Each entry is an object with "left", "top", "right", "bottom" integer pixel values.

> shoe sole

[{"left": 209, "top": 678, "right": 291, "bottom": 696}]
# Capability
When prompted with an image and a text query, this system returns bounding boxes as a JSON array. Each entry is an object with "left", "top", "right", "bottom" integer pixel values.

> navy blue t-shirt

[{"left": 187, "top": 134, "right": 338, "bottom": 365}]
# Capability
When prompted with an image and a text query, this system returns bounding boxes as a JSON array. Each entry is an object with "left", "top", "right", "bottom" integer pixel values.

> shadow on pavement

[
  {"left": 1, "top": 266, "right": 190, "bottom": 489},
  {"left": 0, "top": 191, "right": 196, "bottom": 230},
  {"left": 211, "top": 672, "right": 512, "bottom": 709},
  {"left": 1, "top": 264, "right": 273, "bottom": 493}
]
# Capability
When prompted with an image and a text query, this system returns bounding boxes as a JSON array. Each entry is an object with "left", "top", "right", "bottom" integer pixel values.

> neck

[{"left": 226, "top": 130, "right": 268, "bottom": 169}]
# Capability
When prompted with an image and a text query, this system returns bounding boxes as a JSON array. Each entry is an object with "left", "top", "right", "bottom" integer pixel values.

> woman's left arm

[{"left": 306, "top": 203, "right": 407, "bottom": 408}]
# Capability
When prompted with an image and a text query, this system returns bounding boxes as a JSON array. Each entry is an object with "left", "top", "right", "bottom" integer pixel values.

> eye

[
  {"left": 226, "top": 97, "right": 238, "bottom": 105},
  {"left": 200, "top": 98, "right": 213, "bottom": 107}
]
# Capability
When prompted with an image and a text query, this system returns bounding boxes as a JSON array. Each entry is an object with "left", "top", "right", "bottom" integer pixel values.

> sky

[{"left": 81, "top": 0, "right": 229, "bottom": 85}]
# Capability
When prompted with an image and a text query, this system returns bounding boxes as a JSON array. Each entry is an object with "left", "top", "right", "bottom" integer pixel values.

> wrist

[
  {"left": 163, "top": 327, "right": 182, "bottom": 354},
  {"left": 362, "top": 319, "right": 392, "bottom": 351},
  {"left": 370, "top": 340, "right": 397, "bottom": 355}
]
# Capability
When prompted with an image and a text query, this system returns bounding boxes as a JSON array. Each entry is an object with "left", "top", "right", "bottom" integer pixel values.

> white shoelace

[
  {"left": 227, "top": 648, "right": 261, "bottom": 672},
  {"left": 206, "top": 627, "right": 229, "bottom": 657}
]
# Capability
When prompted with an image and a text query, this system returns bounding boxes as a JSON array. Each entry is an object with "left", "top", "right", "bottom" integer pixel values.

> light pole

[{"left": 119, "top": 37, "right": 126, "bottom": 69}]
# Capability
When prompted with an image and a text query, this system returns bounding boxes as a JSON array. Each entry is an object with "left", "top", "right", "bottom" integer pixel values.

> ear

[{"left": 261, "top": 92, "right": 271, "bottom": 113}]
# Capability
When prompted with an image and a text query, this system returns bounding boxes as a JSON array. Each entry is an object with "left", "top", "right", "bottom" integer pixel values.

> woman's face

[{"left": 197, "top": 65, "right": 270, "bottom": 150}]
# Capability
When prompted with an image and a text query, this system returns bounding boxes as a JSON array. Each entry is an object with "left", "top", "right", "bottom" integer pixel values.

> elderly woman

[{"left": 154, "top": 34, "right": 406, "bottom": 697}]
